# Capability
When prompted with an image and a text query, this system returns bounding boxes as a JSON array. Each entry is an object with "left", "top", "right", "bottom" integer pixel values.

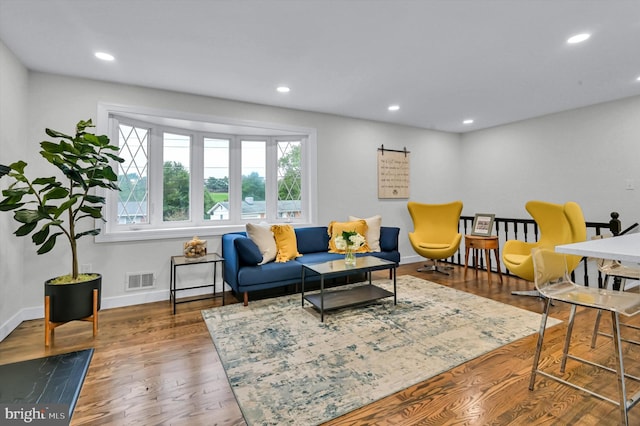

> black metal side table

[{"left": 170, "top": 253, "right": 225, "bottom": 314}]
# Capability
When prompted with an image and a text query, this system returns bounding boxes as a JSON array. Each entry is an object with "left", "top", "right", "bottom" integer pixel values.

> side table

[
  {"left": 464, "top": 235, "right": 503, "bottom": 285},
  {"left": 170, "top": 253, "right": 225, "bottom": 314}
]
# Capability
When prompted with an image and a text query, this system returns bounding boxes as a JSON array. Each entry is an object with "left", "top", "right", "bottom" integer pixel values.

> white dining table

[{"left": 555, "top": 232, "right": 640, "bottom": 263}]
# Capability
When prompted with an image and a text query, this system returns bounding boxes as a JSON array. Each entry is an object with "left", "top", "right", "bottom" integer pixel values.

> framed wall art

[
  {"left": 377, "top": 145, "right": 410, "bottom": 199},
  {"left": 471, "top": 213, "right": 495, "bottom": 236}
]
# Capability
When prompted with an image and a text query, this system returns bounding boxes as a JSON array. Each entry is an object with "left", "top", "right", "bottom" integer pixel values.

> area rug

[
  {"left": 202, "top": 276, "right": 561, "bottom": 426},
  {"left": 0, "top": 349, "right": 93, "bottom": 422}
]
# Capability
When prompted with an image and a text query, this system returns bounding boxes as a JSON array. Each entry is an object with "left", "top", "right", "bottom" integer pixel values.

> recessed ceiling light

[
  {"left": 636, "top": 76, "right": 640, "bottom": 81},
  {"left": 463, "top": 119, "right": 474, "bottom": 125},
  {"left": 94, "top": 51, "right": 115, "bottom": 61},
  {"left": 567, "top": 33, "right": 590, "bottom": 44},
  {"left": 388, "top": 105, "right": 400, "bottom": 111},
  {"left": 276, "top": 86, "right": 290, "bottom": 93}
]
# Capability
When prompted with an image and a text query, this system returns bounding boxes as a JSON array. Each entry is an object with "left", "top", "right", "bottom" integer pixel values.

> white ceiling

[{"left": 1, "top": 0, "right": 640, "bottom": 133}]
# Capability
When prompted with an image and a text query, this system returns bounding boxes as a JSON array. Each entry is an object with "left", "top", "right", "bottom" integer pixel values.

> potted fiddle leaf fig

[{"left": 0, "top": 119, "right": 124, "bottom": 324}]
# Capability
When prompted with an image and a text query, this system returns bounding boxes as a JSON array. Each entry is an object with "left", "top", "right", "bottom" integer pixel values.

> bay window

[{"left": 97, "top": 104, "right": 316, "bottom": 242}]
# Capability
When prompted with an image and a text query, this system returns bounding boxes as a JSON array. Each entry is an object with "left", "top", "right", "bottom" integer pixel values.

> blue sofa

[{"left": 222, "top": 226, "right": 400, "bottom": 305}]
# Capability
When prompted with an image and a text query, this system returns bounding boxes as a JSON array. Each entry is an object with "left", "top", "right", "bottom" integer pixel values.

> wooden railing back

[{"left": 443, "top": 212, "right": 637, "bottom": 287}]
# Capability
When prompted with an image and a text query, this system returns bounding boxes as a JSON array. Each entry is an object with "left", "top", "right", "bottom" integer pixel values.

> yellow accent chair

[
  {"left": 407, "top": 200, "right": 463, "bottom": 275},
  {"left": 502, "top": 200, "right": 586, "bottom": 296}
]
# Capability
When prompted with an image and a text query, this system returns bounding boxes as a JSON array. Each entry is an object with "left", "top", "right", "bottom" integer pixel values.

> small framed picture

[{"left": 471, "top": 213, "right": 495, "bottom": 236}]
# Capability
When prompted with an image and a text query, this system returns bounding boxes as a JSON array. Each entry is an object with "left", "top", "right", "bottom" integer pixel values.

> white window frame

[{"left": 96, "top": 103, "right": 317, "bottom": 242}]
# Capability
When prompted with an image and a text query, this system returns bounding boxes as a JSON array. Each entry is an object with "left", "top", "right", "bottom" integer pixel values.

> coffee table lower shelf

[{"left": 303, "top": 284, "right": 393, "bottom": 313}]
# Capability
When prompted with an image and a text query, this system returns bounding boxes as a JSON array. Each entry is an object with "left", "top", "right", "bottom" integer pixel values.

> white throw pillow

[
  {"left": 246, "top": 223, "right": 277, "bottom": 264},
  {"left": 349, "top": 215, "right": 382, "bottom": 252}
]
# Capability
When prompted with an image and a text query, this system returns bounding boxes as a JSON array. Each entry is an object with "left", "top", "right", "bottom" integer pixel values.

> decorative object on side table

[
  {"left": 0, "top": 119, "right": 125, "bottom": 346},
  {"left": 171, "top": 253, "right": 224, "bottom": 314},
  {"left": 184, "top": 236, "right": 207, "bottom": 258},
  {"left": 471, "top": 213, "right": 495, "bottom": 236},
  {"left": 334, "top": 230, "right": 366, "bottom": 266}
]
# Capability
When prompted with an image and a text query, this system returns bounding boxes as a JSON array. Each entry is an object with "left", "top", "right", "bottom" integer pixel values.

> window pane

[
  {"left": 204, "top": 138, "right": 229, "bottom": 221},
  {"left": 241, "top": 140, "right": 266, "bottom": 220},
  {"left": 117, "top": 124, "right": 149, "bottom": 224},
  {"left": 163, "top": 132, "right": 191, "bottom": 221},
  {"left": 277, "top": 140, "right": 301, "bottom": 219}
]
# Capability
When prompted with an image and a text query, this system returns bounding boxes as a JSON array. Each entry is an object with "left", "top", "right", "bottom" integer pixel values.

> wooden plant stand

[{"left": 44, "top": 288, "right": 98, "bottom": 346}]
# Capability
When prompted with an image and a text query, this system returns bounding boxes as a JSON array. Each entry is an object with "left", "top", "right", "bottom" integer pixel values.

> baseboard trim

[
  {"left": 1, "top": 259, "right": 417, "bottom": 343},
  {"left": 0, "top": 286, "right": 222, "bottom": 343},
  {"left": 0, "top": 310, "right": 26, "bottom": 343}
]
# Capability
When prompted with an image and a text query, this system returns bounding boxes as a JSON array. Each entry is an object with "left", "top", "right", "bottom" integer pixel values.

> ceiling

[{"left": 1, "top": 0, "right": 640, "bottom": 133}]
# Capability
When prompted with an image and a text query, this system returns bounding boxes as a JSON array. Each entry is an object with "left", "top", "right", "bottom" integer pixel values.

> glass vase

[{"left": 344, "top": 246, "right": 356, "bottom": 266}]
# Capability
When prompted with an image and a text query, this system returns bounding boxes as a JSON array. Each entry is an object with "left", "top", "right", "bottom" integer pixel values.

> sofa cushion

[
  {"left": 237, "top": 260, "right": 303, "bottom": 287},
  {"left": 234, "top": 237, "right": 263, "bottom": 266},
  {"left": 328, "top": 220, "right": 370, "bottom": 253},
  {"left": 271, "top": 224, "right": 302, "bottom": 263},
  {"left": 246, "top": 223, "right": 277, "bottom": 264},
  {"left": 297, "top": 252, "right": 345, "bottom": 264},
  {"left": 295, "top": 227, "right": 330, "bottom": 254},
  {"left": 349, "top": 214, "right": 382, "bottom": 252}
]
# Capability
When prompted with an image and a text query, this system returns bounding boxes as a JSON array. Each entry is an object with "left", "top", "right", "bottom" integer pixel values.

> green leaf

[
  {"left": 0, "top": 201, "right": 24, "bottom": 211},
  {"left": 9, "top": 160, "right": 27, "bottom": 174},
  {"left": 76, "top": 119, "right": 94, "bottom": 133},
  {"left": 40, "top": 141, "right": 65, "bottom": 154},
  {"left": 80, "top": 205, "right": 103, "bottom": 218},
  {"left": 32, "top": 225, "right": 50, "bottom": 244},
  {"left": 2, "top": 187, "right": 31, "bottom": 197},
  {"left": 84, "top": 194, "right": 105, "bottom": 204},
  {"left": 14, "top": 209, "right": 43, "bottom": 224},
  {"left": 67, "top": 169, "right": 86, "bottom": 187},
  {"left": 105, "top": 152, "right": 125, "bottom": 163},
  {"left": 75, "top": 229, "right": 101, "bottom": 239},
  {"left": 45, "top": 128, "right": 72, "bottom": 140},
  {"left": 32, "top": 177, "right": 58, "bottom": 186},
  {"left": 15, "top": 221, "right": 38, "bottom": 236},
  {"left": 96, "top": 135, "right": 111, "bottom": 147},
  {"left": 43, "top": 187, "right": 69, "bottom": 201},
  {"left": 37, "top": 232, "right": 62, "bottom": 255},
  {"left": 55, "top": 196, "right": 79, "bottom": 218},
  {"left": 100, "top": 166, "right": 118, "bottom": 181},
  {"left": 83, "top": 133, "right": 99, "bottom": 144}
]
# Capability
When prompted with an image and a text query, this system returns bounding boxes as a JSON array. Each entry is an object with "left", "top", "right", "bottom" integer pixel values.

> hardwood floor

[{"left": 1, "top": 263, "right": 640, "bottom": 425}]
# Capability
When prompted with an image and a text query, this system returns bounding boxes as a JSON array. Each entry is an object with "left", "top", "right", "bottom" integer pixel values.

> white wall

[
  {"left": 3, "top": 65, "right": 640, "bottom": 341},
  {"left": 460, "top": 96, "right": 640, "bottom": 224},
  {"left": 15, "top": 72, "right": 458, "bottom": 322},
  {"left": 0, "top": 40, "right": 28, "bottom": 340}
]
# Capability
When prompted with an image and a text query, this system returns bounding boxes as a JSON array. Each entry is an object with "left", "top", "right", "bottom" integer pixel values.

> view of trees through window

[
  {"left": 115, "top": 120, "right": 303, "bottom": 226},
  {"left": 277, "top": 142, "right": 301, "bottom": 219}
]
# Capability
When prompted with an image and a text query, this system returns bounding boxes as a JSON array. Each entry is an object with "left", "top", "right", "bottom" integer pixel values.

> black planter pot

[{"left": 44, "top": 274, "right": 102, "bottom": 323}]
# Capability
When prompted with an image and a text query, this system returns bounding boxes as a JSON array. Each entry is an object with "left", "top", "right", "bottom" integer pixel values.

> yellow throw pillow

[
  {"left": 328, "top": 220, "right": 370, "bottom": 253},
  {"left": 271, "top": 224, "right": 302, "bottom": 263}
]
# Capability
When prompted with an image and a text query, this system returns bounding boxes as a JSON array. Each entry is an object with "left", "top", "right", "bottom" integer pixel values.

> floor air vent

[{"left": 126, "top": 272, "right": 155, "bottom": 290}]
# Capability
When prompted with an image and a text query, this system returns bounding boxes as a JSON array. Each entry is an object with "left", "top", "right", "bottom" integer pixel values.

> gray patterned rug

[{"left": 202, "top": 275, "right": 561, "bottom": 426}]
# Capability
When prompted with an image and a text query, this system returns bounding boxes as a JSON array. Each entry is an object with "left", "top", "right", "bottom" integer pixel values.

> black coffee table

[{"left": 301, "top": 256, "right": 397, "bottom": 322}]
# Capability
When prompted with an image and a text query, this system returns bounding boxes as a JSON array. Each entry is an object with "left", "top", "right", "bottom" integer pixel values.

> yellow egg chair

[
  {"left": 408, "top": 200, "right": 463, "bottom": 275},
  {"left": 502, "top": 200, "right": 586, "bottom": 295}
]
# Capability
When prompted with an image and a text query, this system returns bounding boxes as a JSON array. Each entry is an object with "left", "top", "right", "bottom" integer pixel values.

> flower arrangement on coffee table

[{"left": 334, "top": 231, "right": 366, "bottom": 266}]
